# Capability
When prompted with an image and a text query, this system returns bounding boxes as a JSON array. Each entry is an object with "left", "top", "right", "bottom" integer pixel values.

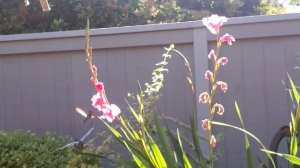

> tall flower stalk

[
  {"left": 84, "top": 19, "right": 121, "bottom": 123},
  {"left": 200, "top": 14, "right": 235, "bottom": 167}
]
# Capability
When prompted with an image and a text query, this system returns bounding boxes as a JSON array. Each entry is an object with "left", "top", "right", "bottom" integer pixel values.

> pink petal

[
  {"left": 201, "top": 119, "right": 210, "bottom": 131},
  {"left": 95, "top": 82, "right": 104, "bottom": 92},
  {"left": 208, "top": 50, "right": 217, "bottom": 61},
  {"left": 213, "top": 103, "right": 225, "bottom": 115},
  {"left": 91, "top": 92, "right": 104, "bottom": 111},
  {"left": 216, "top": 81, "right": 228, "bottom": 92},
  {"left": 217, "top": 57, "right": 228, "bottom": 66},
  {"left": 220, "top": 33, "right": 235, "bottom": 46},
  {"left": 202, "top": 14, "right": 227, "bottom": 34},
  {"left": 205, "top": 70, "right": 213, "bottom": 80},
  {"left": 101, "top": 104, "right": 121, "bottom": 123},
  {"left": 199, "top": 92, "right": 210, "bottom": 104},
  {"left": 210, "top": 135, "right": 216, "bottom": 148}
]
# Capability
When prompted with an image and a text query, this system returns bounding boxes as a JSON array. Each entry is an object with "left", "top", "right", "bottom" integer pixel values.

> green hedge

[{"left": 0, "top": 130, "right": 99, "bottom": 168}]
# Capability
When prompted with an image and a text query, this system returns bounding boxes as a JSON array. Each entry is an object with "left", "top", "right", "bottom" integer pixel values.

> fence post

[{"left": 193, "top": 27, "right": 209, "bottom": 155}]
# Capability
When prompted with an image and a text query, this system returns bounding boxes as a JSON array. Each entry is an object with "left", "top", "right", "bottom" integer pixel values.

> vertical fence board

[
  {"left": 0, "top": 57, "right": 5, "bottom": 130},
  {"left": 53, "top": 53, "right": 75, "bottom": 135},
  {"left": 19, "top": 54, "right": 39, "bottom": 133},
  {"left": 36, "top": 55, "right": 57, "bottom": 134},
  {"left": 2, "top": 56, "right": 22, "bottom": 131},
  {"left": 71, "top": 52, "right": 93, "bottom": 137}
]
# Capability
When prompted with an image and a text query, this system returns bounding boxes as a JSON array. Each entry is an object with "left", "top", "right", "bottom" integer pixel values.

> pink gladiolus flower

[
  {"left": 220, "top": 33, "right": 235, "bottom": 45},
  {"left": 217, "top": 57, "right": 228, "bottom": 66},
  {"left": 91, "top": 92, "right": 105, "bottom": 111},
  {"left": 101, "top": 104, "right": 121, "bottom": 123},
  {"left": 199, "top": 92, "right": 210, "bottom": 103},
  {"left": 95, "top": 82, "right": 104, "bottom": 92},
  {"left": 210, "top": 135, "right": 216, "bottom": 148},
  {"left": 205, "top": 70, "right": 213, "bottom": 80},
  {"left": 213, "top": 103, "right": 225, "bottom": 115},
  {"left": 202, "top": 14, "right": 227, "bottom": 34},
  {"left": 201, "top": 119, "right": 210, "bottom": 131},
  {"left": 216, "top": 81, "right": 228, "bottom": 92},
  {"left": 208, "top": 49, "right": 217, "bottom": 61}
]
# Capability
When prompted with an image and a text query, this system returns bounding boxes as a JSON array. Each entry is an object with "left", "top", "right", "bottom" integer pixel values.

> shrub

[{"left": 0, "top": 130, "right": 99, "bottom": 167}]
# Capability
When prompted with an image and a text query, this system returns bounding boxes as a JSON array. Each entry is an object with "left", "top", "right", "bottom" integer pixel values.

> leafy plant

[
  {"left": 261, "top": 75, "right": 300, "bottom": 167},
  {"left": 75, "top": 18, "right": 211, "bottom": 167},
  {"left": 0, "top": 130, "right": 99, "bottom": 167}
]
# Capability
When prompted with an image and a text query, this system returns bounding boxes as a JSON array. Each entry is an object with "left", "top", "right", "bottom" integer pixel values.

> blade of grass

[
  {"left": 153, "top": 110, "right": 176, "bottom": 168},
  {"left": 212, "top": 121, "right": 276, "bottom": 168},
  {"left": 190, "top": 111, "right": 207, "bottom": 166},
  {"left": 176, "top": 129, "right": 192, "bottom": 168},
  {"left": 235, "top": 101, "right": 253, "bottom": 168},
  {"left": 167, "top": 129, "right": 185, "bottom": 167},
  {"left": 261, "top": 149, "right": 300, "bottom": 165},
  {"left": 146, "top": 131, "right": 167, "bottom": 168},
  {"left": 288, "top": 74, "right": 299, "bottom": 103}
]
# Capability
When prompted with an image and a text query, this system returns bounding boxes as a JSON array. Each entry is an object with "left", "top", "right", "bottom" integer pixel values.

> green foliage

[
  {"left": 177, "top": 0, "right": 286, "bottom": 16},
  {"left": 0, "top": 0, "right": 202, "bottom": 35},
  {"left": 0, "top": 130, "right": 99, "bottom": 167},
  {"left": 256, "top": 0, "right": 286, "bottom": 15},
  {"left": 260, "top": 75, "right": 300, "bottom": 167},
  {"left": 0, "top": 0, "right": 289, "bottom": 35},
  {"left": 289, "top": 0, "right": 300, "bottom": 6}
]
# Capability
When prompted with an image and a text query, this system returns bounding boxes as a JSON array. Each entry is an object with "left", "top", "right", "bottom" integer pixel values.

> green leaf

[
  {"left": 167, "top": 129, "right": 185, "bottom": 167},
  {"left": 125, "top": 99, "right": 141, "bottom": 123},
  {"left": 153, "top": 110, "right": 176, "bottom": 168},
  {"left": 290, "top": 136, "right": 298, "bottom": 156},
  {"left": 235, "top": 101, "right": 254, "bottom": 168},
  {"left": 261, "top": 149, "right": 300, "bottom": 165},
  {"left": 176, "top": 129, "right": 192, "bottom": 168},
  {"left": 288, "top": 73, "right": 299, "bottom": 103},
  {"left": 146, "top": 132, "right": 167, "bottom": 168},
  {"left": 123, "top": 140, "right": 147, "bottom": 168},
  {"left": 190, "top": 111, "right": 206, "bottom": 166}
]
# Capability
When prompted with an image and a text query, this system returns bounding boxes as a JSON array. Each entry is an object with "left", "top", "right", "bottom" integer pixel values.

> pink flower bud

[
  {"left": 201, "top": 119, "right": 210, "bottom": 131},
  {"left": 220, "top": 33, "right": 235, "bottom": 45},
  {"left": 216, "top": 81, "right": 228, "bottom": 92},
  {"left": 210, "top": 135, "right": 216, "bottom": 148},
  {"left": 205, "top": 70, "right": 213, "bottom": 80},
  {"left": 217, "top": 57, "right": 228, "bottom": 66},
  {"left": 199, "top": 92, "right": 210, "bottom": 104},
  {"left": 208, "top": 49, "right": 217, "bottom": 61},
  {"left": 95, "top": 82, "right": 104, "bottom": 92},
  {"left": 213, "top": 103, "right": 225, "bottom": 115}
]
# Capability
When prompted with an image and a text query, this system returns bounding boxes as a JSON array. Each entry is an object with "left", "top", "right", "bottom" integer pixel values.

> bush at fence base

[{"left": 0, "top": 130, "right": 99, "bottom": 167}]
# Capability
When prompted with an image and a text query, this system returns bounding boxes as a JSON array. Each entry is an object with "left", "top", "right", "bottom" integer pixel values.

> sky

[{"left": 278, "top": 0, "right": 300, "bottom": 13}]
